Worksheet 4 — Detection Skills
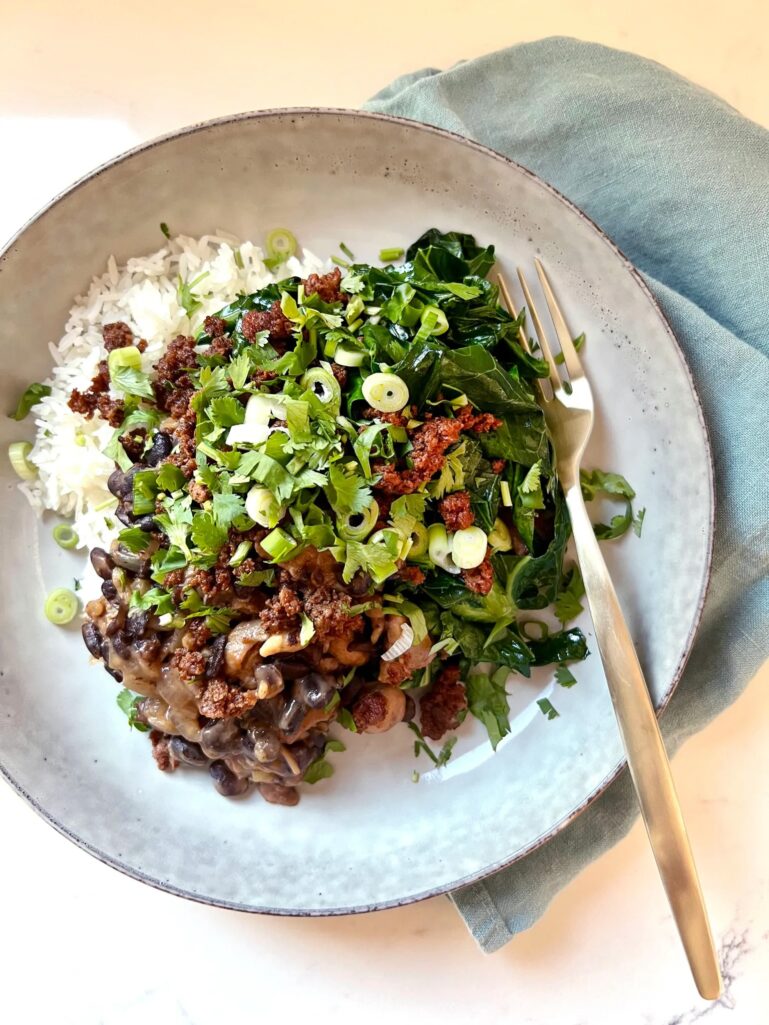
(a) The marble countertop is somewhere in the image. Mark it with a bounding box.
[1,4,767,1022]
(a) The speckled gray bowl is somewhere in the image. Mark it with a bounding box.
[0,110,713,914]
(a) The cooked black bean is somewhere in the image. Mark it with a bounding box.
[200,719,243,758]
[136,514,157,532]
[81,622,103,659]
[101,580,118,602]
[248,726,281,763]
[110,540,146,573]
[136,635,162,662]
[104,665,123,683]
[277,697,305,734]
[205,634,227,679]
[210,760,250,797]
[89,547,113,580]
[107,468,130,499]
[126,610,149,638]
[272,658,311,681]
[169,736,209,766]
[295,673,334,709]
[349,571,373,596]
[111,631,132,658]
[258,782,299,806]
[115,504,135,527]
[145,432,173,467]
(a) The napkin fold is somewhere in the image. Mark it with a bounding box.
[364,37,769,952]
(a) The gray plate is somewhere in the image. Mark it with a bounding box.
[0,109,713,914]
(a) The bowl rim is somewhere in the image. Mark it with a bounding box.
[0,106,715,916]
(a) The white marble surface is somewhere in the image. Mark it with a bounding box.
[1,6,767,1022]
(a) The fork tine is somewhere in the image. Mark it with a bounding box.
[496,273,531,354]
[534,259,583,381]
[516,268,561,393]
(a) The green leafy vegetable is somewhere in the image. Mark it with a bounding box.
[553,565,585,624]
[10,382,51,420]
[555,664,577,688]
[110,365,154,399]
[537,697,560,720]
[116,689,150,731]
[466,667,511,749]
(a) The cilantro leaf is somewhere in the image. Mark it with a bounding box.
[327,463,372,515]
[342,536,399,584]
[633,507,646,537]
[228,351,251,390]
[156,463,186,493]
[190,510,228,554]
[117,526,153,554]
[554,665,577,688]
[336,707,358,732]
[208,394,245,428]
[303,738,346,784]
[518,459,545,509]
[466,667,511,749]
[580,469,635,502]
[537,697,560,720]
[116,689,150,731]
[212,491,245,528]
[178,271,209,318]
[407,722,457,767]
[110,365,155,400]
[352,422,390,478]
[155,498,193,556]
[554,565,585,624]
[10,382,51,420]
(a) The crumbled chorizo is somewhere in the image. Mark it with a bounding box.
[438,491,474,531]
[419,665,467,740]
[456,404,502,433]
[102,321,134,351]
[150,730,179,771]
[188,480,211,504]
[95,394,125,427]
[184,619,212,650]
[373,415,464,495]
[462,556,493,595]
[166,405,197,478]
[303,266,344,303]
[396,565,426,587]
[241,302,294,342]
[330,362,347,387]
[67,360,112,419]
[363,407,408,427]
[170,649,207,681]
[209,335,233,358]
[185,568,234,604]
[153,335,197,411]
[198,678,258,719]
[491,458,506,474]
[351,689,388,732]
[204,315,227,338]
[304,587,363,639]
[259,586,302,633]
[119,427,146,461]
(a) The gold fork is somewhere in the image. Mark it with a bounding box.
[499,262,722,999]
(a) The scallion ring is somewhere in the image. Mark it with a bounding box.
[362,372,409,413]
[53,523,79,550]
[333,344,366,367]
[419,305,449,336]
[265,228,297,261]
[8,441,37,481]
[107,346,142,374]
[450,526,488,569]
[337,500,379,541]
[301,366,342,411]
[45,588,79,626]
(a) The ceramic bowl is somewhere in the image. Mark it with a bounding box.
[0,110,712,912]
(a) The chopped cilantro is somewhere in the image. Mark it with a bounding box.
[116,689,150,731]
[537,697,560,720]
[554,665,577,688]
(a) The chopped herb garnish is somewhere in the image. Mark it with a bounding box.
[10,382,51,421]
[537,697,560,720]
[160,221,171,239]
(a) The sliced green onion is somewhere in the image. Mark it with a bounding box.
[301,366,341,412]
[488,518,512,552]
[337,500,379,541]
[107,346,142,375]
[53,524,79,550]
[406,522,428,559]
[261,526,297,563]
[265,228,297,261]
[427,523,460,575]
[379,247,404,263]
[500,481,513,507]
[339,242,355,262]
[75,434,86,447]
[228,540,252,567]
[332,254,351,269]
[333,344,366,368]
[345,296,365,324]
[245,393,285,425]
[246,486,285,528]
[362,372,409,413]
[420,305,449,336]
[45,587,79,625]
[8,441,36,480]
[451,526,488,569]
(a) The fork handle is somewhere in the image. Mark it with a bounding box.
[564,484,722,999]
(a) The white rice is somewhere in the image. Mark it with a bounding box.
[21,232,329,551]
